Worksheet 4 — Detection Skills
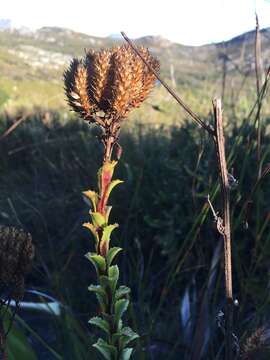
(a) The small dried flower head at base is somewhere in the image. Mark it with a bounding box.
[241,327,270,359]
[64,45,159,159]
[0,226,34,301]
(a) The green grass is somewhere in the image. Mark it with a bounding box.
[0,78,64,109]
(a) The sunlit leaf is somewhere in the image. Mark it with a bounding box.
[89,316,110,335]
[115,285,130,300]
[85,252,106,274]
[90,211,106,227]
[82,190,99,211]
[107,247,122,267]
[114,299,129,325]
[119,347,133,360]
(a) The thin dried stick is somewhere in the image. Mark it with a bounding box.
[255,13,263,178]
[0,115,28,141]
[122,30,235,358]
[255,13,262,97]
[247,66,270,121]
[213,98,233,360]
[219,51,228,102]
[121,31,214,136]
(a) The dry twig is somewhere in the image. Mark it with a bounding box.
[121,31,214,136]
[0,115,28,141]
[213,99,233,360]
[255,13,263,179]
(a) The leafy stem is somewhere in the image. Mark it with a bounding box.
[84,159,138,360]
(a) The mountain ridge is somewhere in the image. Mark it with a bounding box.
[0,24,269,119]
[1,20,270,47]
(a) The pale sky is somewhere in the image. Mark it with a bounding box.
[1,0,270,46]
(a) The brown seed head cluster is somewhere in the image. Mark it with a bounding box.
[241,327,270,359]
[0,226,34,301]
[64,45,159,127]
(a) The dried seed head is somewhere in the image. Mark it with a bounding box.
[64,45,159,127]
[127,46,145,108]
[0,226,34,301]
[64,58,96,121]
[241,327,270,359]
[86,49,112,111]
[107,46,134,118]
[139,48,160,103]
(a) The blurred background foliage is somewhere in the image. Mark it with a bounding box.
[0,106,270,358]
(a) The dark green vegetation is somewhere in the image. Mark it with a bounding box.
[0,100,270,358]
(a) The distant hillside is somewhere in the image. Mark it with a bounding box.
[0,26,270,122]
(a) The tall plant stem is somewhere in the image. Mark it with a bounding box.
[104,135,115,162]
[255,13,263,179]
[213,98,233,360]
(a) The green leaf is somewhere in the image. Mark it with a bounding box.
[99,224,119,258]
[88,285,108,311]
[118,319,123,332]
[89,316,110,335]
[90,211,106,227]
[98,160,118,193]
[105,206,112,223]
[108,265,120,280]
[112,326,138,348]
[120,327,139,348]
[108,265,120,294]
[115,286,130,300]
[5,320,37,360]
[93,338,117,360]
[96,293,107,312]
[85,253,106,274]
[88,284,106,296]
[83,223,99,248]
[107,247,122,267]
[83,190,99,211]
[114,299,129,325]
[102,224,119,242]
[8,313,61,359]
[99,266,119,296]
[98,265,120,301]
[104,179,123,202]
[120,348,133,360]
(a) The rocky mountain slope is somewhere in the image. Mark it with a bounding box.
[0,26,269,120]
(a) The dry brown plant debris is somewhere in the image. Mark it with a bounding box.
[0,226,34,301]
[241,327,270,359]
